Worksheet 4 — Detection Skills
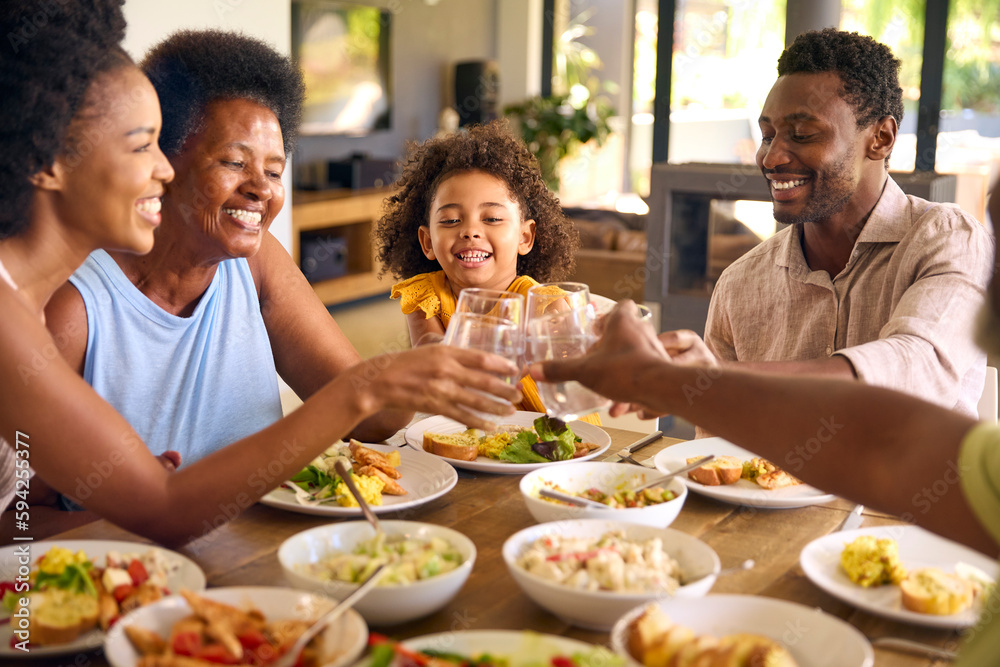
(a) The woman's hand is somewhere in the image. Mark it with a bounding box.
[531,301,671,413]
[347,346,521,430]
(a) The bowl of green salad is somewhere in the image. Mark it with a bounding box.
[278,520,475,625]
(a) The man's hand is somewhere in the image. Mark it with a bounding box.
[659,329,719,367]
[531,301,670,414]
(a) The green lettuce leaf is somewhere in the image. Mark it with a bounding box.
[498,431,549,463]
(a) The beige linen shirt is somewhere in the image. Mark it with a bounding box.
[705,177,993,417]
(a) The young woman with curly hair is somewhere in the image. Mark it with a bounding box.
[374,120,594,421]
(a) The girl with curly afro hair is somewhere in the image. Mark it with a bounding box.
[375,120,595,421]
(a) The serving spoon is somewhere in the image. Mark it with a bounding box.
[334,459,383,536]
[271,562,386,667]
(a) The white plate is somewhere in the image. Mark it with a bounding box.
[403,411,612,474]
[104,586,366,667]
[652,437,837,508]
[260,443,458,516]
[389,630,606,665]
[611,594,874,667]
[800,525,998,629]
[0,539,206,659]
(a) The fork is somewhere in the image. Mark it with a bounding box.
[872,637,957,661]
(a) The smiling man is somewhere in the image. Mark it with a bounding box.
[700,29,993,416]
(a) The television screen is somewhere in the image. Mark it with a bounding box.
[292,1,392,136]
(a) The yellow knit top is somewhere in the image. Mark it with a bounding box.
[391,271,602,425]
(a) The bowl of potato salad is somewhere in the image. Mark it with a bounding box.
[279,520,475,625]
[501,519,719,630]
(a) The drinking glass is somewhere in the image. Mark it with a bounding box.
[524,307,612,422]
[455,288,525,326]
[443,292,525,422]
[525,282,591,321]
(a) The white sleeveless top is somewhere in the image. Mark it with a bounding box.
[0,257,20,512]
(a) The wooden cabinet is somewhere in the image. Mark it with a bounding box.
[290,187,392,306]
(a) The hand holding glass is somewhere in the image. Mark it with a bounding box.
[525,307,611,421]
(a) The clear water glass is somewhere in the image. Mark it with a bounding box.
[443,311,524,422]
[526,282,591,322]
[525,307,611,422]
[455,288,525,326]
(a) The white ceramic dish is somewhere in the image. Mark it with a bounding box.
[0,540,206,660]
[261,443,458,516]
[610,594,874,667]
[278,520,475,626]
[800,525,998,629]
[403,411,612,474]
[502,519,719,631]
[653,437,837,509]
[519,461,687,527]
[104,586,366,667]
[391,630,607,665]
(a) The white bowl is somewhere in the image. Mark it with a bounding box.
[279,520,476,626]
[520,461,687,527]
[502,519,719,631]
[104,586,367,667]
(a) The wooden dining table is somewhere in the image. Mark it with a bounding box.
[32,427,967,666]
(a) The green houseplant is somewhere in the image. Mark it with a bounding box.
[504,94,614,192]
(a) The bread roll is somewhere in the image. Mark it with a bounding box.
[26,589,99,645]
[686,456,742,486]
[422,432,479,461]
[900,568,974,615]
[627,605,799,667]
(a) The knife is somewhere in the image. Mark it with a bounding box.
[611,430,663,463]
[837,504,864,532]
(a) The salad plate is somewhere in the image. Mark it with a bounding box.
[368,629,619,667]
[104,586,366,667]
[0,539,206,659]
[261,443,458,516]
[403,411,612,474]
[652,437,837,509]
[610,594,874,667]
[800,525,998,629]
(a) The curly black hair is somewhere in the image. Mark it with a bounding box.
[375,120,579,282]
[778,28,904,128]
[0,0,130,239]
[140,30,304,158]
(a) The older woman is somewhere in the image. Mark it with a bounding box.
[46,30,407,467]
[3,4,518,545]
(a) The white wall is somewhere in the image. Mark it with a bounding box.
[123,0,295,250]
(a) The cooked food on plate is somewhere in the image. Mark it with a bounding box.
[424,415,599,463]
[367,632,623,667]
[900,568,974,615]
[839,535,992,616]
[300,532,464,586]
[686,455,802,489]
[286,440,406,507]
[685,456,742,486]
[123,589,324,666]
[0,545,179,646]
[627,604,798,667]
[840,535,907,588]
[515,531,682,594]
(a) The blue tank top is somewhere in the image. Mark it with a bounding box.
[70,250,283,466]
